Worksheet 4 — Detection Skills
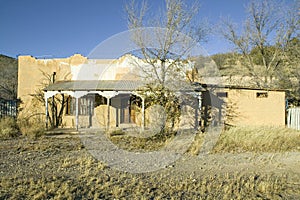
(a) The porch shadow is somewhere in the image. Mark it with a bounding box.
[45,128,79,136]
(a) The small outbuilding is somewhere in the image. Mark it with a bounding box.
[201,85,286,127]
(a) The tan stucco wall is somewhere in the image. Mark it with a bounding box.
[18,54,87,99]
[224,88,286,126]
[17,54,143,128]
[17,54,87,122]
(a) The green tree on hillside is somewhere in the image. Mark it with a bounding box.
[279,37,300,105]
[210,53,239,76]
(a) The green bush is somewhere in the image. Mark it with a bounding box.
[0,117,19,139]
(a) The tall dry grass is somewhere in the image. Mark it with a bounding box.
[110,134,166,152]
[109,129,171,152]
[213,126,300,153]
[110,125,300,155]
[17,115,45,138]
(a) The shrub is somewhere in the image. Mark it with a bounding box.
[0,117,19,139]
[110,133,166,152]
[17,114,45,138]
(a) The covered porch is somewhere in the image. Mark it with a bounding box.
[44,80,146,130]
[44,80,208,132]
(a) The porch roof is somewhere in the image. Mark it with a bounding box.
[43,80,145,92]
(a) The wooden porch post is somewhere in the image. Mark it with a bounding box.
[75,97,79,131]
[45,97,49,129]
[195,95,199,130]
[97,91,118,131]
[142,97,145,131]
[197,92,202,130]
[106,97,110,130]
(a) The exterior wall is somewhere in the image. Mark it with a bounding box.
[224,88,286,126]
[17,54,142,128]
[61,105,118,129]
[17,54,86,121]
[18,54,87,100]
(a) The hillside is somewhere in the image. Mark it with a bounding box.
[0,54,18,100]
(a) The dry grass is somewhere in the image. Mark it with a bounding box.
[17,116,45,138]
[109,129,169,152]
[213,126,300,153]
[187,132,205,155]
[1,156,298,199]
[1,128,300,199]
[110,126,300,155]
[0,117,19,138]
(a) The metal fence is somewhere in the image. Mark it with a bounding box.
[0,98,18,118]
[287,107,300,130]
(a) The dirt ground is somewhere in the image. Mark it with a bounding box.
[0,133,300,199]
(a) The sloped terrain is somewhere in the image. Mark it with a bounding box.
[0,55,18,100]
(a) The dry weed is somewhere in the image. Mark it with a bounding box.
[110,134,166,152]
[0,117,19,138]
[187,132,205,155]
[213,126,300,153]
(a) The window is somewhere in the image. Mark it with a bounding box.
[94,95,107,107]
[65,95,94,116]
[216,92,228,98]
[65,96,72,115]
[256,92,268,98]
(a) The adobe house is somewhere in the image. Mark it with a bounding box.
[18,54,202,130]
[17,54,286,130]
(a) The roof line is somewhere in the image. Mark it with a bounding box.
[200,83,286,92]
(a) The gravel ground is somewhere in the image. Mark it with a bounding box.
[1,131,300,199]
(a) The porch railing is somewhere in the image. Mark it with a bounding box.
[0,98,18,118]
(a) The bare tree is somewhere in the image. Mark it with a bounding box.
[220,0,299,87]
[125,0,209,85]
[31,71,69,129]
[125,0,209,133]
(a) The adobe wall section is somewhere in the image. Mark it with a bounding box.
[17,54,87,119]
[225,88,286,126]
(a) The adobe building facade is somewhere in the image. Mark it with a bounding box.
[17,54,286,130]
[216,87,286,126]
[18,54,147,129]
[18,54,80,127]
